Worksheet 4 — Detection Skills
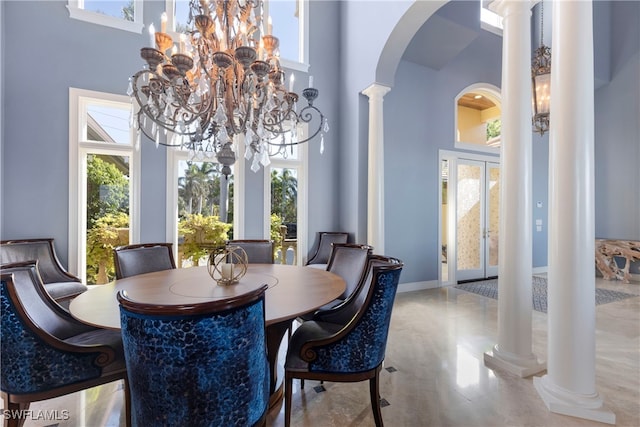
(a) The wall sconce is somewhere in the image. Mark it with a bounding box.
[532,1,551,135]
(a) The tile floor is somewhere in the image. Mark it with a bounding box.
[6,277,639,427]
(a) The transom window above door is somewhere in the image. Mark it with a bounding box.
[455,84,501,154]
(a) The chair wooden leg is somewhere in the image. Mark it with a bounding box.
[284,373,293,427]
[369,369,384,427]
[3,399,29,427]
[123,377,132,427]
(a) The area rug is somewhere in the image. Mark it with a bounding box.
[454,276,637,313]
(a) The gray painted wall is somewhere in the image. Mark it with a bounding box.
[594,1,640,241]
[0,0,342,268]
[1,0,162,266]
[1,0,637,283]
[384,28,504,284]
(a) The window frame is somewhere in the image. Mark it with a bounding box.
[67,0,144,33]
[263,131,308,266]
[69,88,141,283]
[480,0,503,36]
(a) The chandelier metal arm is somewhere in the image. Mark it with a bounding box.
[129,0,328,169]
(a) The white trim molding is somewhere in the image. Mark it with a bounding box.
[67,0,144,33]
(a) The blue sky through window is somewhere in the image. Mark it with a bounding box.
[83,0,133,20]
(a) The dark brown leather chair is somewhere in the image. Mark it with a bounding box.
[226,240,274,264]
[0,238,87,307]
[313,255,399,326]
[0,261,130,427]
[113,243,177,279]
[299,243,372,322]
[306,232,349,268]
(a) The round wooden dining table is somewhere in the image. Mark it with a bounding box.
[69,263,345,407]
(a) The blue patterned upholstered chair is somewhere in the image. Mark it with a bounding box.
[113,243,177,279]
[226,240,274,264]
[0,238,87,307]
[305,232,349,269]
[0,261,130,427]
[284,256,403,427]
[118,284,270,426]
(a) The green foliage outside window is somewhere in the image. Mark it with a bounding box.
[122,0,134,22]
[87,155,129,229]
[86,155,130,284]
[486,119,502,140]
[86,212,129,284]
[271,169,297,225]
[178,214,232,265]
[178,161,233,222]
[270,214,285,243]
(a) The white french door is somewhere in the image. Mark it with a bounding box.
[453,159,500,282]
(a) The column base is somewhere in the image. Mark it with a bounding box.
[533,375,615,424]
[484,345,546,377]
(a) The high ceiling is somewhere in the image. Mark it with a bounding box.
[402,1,491,71]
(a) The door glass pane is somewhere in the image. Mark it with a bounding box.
[271,167,298,264]
[86,154,130,285]
[177,160,233,268]
[85,103,132,145]
[487,166,500,267]
[457,163,482,271]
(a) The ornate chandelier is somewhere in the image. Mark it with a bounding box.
[128,0,328,176]
[532,0,550,135]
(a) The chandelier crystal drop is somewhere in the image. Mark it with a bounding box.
[128,0,327,176]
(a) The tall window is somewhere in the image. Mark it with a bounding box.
[167,150,237,269]
[265,134,307,265]
[69,88,140,284]
[67,0,144,32]
[166,0,308,68]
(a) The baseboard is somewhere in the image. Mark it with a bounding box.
[397,280,440,293]
[532,266,548,275]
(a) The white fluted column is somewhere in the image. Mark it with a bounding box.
[533,1,614,423]
[362,83,391,253]
[484,0,545,377]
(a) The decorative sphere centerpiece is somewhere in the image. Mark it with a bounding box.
[207,246,248,286]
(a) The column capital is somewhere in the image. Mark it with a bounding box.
[362,83,391,100]
[488,0,535,18]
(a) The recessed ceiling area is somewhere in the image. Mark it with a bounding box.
[401,1,486,71]
[457,93,496,110]
[402,13,479,71]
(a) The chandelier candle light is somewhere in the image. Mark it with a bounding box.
[128,0,328,176]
